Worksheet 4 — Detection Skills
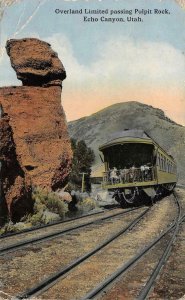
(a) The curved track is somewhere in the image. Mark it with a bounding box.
[138,191,184,299]
[81,192,184,300]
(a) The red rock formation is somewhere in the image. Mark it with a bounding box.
[6,38,66,87]
[0,38,72,222]
[0,114,33,223]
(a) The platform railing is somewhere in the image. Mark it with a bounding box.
[103,167,155,185]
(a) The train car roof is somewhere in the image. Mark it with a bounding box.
[99,129,152,149]
[105,129,151,140]
[99,129,175,162]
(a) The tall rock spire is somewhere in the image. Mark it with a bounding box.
[0,38,72,223]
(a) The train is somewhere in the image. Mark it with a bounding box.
[99,129,177,206]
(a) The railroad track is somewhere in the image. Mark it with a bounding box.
[0,205,123,241]
[14,206,150,299]
[0,209,105,240]
[0,207,122,240]
[1,194,181,300]
[81,191,185,300]
[0,206,142,256]
[13,193,180,300]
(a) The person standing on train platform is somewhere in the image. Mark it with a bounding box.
[130,165,136,182]
[144,164,150,180]
[140,165,145,181]
[124,166,129,183]
[119,166,129,183]
[110,167,119,184]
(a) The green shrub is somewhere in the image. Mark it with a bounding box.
[19,187,68,227]
[77,197,97,213]
[32,187,68,219]
[0,222,18,235]
[46,192,68,218]
[26,211,44,226]
[0,188,69,235]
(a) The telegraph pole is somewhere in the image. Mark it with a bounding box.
[79,172,88,193]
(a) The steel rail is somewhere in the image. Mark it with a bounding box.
[0,210,105,240]
[81,193,183,300]
[0,206,131,240]
[137,192,183,299]
[0,207,142,256]
[138,217,185,300]
[15,208,150,299]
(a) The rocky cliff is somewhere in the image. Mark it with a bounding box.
[68,102,185,183]
[0,38,72,223]
[0,115,32,223]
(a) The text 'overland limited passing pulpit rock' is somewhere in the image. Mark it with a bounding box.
[0,38,72,223]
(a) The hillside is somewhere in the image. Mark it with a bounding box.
[68,101,185,183]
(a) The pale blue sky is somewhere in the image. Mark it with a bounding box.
[0,0,185,123]
[3,0,185,62]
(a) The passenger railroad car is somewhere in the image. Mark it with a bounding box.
[99,130,177,206]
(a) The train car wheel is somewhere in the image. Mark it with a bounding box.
[154,186,163,201]
[164,183,176,192]
[122,189,136,204]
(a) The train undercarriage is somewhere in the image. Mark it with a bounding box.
[111,183,176,207]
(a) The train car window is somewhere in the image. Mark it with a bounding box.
[164,157,166,171]
[160,155,163,171]
[157,154,160,167]
[159,154,161,170]
[162,156,164,171]
[160,156,163,170]
[158,154,160,168]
